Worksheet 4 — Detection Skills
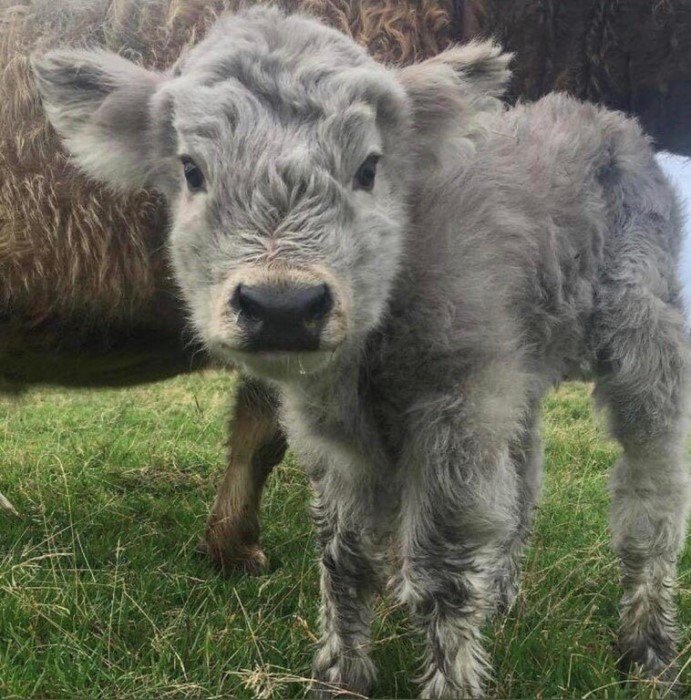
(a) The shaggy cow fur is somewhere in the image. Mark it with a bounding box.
[466,0,691,156]
[35,6,689,696]
[1,0,460,572]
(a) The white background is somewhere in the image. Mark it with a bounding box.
[657,153,691,312]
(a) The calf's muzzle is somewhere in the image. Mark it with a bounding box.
[231,282,333,351]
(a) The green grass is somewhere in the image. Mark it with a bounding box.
[0,375,688,698]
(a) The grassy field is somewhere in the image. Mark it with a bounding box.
[0,373,688,699]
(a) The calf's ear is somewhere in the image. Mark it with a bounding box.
[398,40,511,146]
[31,49,165,192]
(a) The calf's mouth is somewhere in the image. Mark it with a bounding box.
[209,264,350,378]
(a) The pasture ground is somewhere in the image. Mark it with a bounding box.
[0,373,688,698]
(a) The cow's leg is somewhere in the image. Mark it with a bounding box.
[594,266,690,684]
[395,366,525,699]
[310,469,384,699]
[496,400,544,613]
[204,375,287,575]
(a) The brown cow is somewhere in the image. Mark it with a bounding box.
[0,0,461,573]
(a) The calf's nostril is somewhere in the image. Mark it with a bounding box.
[231,284,266,323]
[303,283,333,321]
[231,283,332,324]
[230,282,334,351]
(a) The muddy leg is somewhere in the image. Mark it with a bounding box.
[395,366,526,699]
[204,375,287,575]
[310,470,383,699]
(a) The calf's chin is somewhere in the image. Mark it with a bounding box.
[229,350,338,382]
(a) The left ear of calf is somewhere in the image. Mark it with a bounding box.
[434,41,512,98]
[398,40,511,148]
[31,48,165,192]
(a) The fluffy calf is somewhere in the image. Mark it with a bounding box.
[34,7,689,697]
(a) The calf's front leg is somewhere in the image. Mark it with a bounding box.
[310,470,384,698]
[204,376,287,575]
[395,382,524,699]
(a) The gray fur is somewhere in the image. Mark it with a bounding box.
[33,6,690,697]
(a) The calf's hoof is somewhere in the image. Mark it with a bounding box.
[311,647,375,699]
[618,606,682,692]
[618,647,681,695]
[419,670,486,700]
[200,517,269,576]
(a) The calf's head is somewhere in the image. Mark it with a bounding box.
[32,7,509,380]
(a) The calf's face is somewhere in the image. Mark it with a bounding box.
[161,14,412,377]
[32,7,510,379]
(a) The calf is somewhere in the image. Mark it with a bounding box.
[33,7,689,697]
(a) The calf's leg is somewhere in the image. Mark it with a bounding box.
[594,268,690,684]
[310,469,384,699]
[497,401,544,612]
[204,375,287,575]
[395,367,526,699]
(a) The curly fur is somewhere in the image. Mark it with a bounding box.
[0,0,460,573]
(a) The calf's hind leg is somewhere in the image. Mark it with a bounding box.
[497,401,544,613]
[204,375,287,575]
[595,262,690,683]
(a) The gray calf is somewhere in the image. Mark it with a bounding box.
[33,7,689,697]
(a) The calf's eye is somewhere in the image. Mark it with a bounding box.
[181,156,205,192]
[353,154,380,192]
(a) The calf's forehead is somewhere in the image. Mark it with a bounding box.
[170,81,381,162]
[176,9,373,84]
[162,9,400,159]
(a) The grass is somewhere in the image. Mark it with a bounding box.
[0,374,688,698]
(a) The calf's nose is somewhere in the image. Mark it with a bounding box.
[231,282,333,351]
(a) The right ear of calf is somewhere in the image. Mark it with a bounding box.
[31,48,166,192]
